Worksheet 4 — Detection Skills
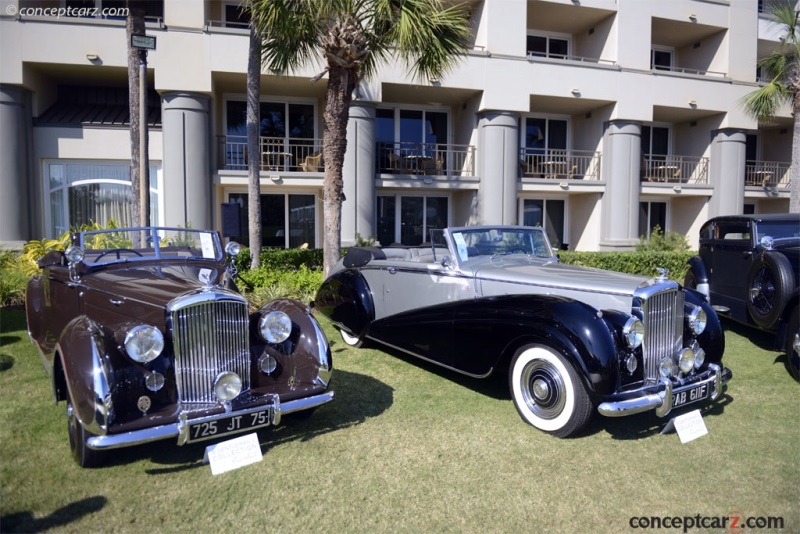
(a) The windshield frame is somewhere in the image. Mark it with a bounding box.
[444,226,556,265]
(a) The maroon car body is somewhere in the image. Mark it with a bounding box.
[26,227,333,467]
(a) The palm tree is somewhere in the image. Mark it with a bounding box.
[250,0,472,275]
[125,1,146,238]
[247,20,263,268]
[741,0,800,213]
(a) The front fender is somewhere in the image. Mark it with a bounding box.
[685,290,725,364]
[314,270,375,338]
[56,316,114,436]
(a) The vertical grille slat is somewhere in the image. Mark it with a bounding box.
[171,296,250,405]
[641,288,684,383]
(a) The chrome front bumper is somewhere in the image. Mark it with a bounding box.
[597,364,731,418]
[86,391,335,451]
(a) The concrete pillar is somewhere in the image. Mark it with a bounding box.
[707,129,746,218]
[342,101,376,246]
[0,85,32,247]
[600,120,642,250]
[477,111,519,225]
[161,92,212,230]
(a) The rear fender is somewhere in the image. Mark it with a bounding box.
[686,256,710,297]
[56,316,114,435]
[314,270,375,338]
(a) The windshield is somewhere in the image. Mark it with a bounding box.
[755,220,800,242]
[77,227,224,266]
[448,227,555,262]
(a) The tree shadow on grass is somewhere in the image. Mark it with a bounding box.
[1,496,107,533]
[95,369,394,473]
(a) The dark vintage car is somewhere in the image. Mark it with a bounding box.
[314,225,731,438]
[684,213,800,380]
[25,227,334,467]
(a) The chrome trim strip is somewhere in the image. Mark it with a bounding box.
[85,391,335,450]
[167,288,247,312]
[309,314,332,387]
[368,338,493,379]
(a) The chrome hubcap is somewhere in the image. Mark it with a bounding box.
[532,378,550,400]
[520,358,566,420]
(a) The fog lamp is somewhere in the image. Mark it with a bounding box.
[259,354,278,375]
[659,357,675,378]
[678,348,696,374]
[622,317,644,349]
[259,311,292,343]
[693,347,705,369]
[145,371,165,392]
[124,325,164,363]
[214,372,242,401]
[625,354,638,374]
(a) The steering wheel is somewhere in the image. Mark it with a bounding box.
[94,249,143,261]
[508,247,527,255]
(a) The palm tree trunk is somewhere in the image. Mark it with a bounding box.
[125,1,144,239]
[321,67,356,276]
[247,24,262,268]
[792,91,800,213]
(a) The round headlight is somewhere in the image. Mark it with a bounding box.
[678,347,696,374]
[687,305,707,335]
[214,371,242,401]
[622,317,645,349]
[259,311,292,343]
[659,357,675,378]
[124,325,164,363]
[225,241,241,257]
[693,347,705,369]
[65,246,85,264]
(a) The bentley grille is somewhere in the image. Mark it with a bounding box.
[641,288,684,383]
[170,296,251,405]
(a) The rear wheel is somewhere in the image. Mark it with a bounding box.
[67,400,105,468]
[339,329,365,348]
[746,251,794,329]
[509,344,592,438]
[786,307,800,382]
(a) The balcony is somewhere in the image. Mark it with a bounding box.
[746,161,791,189]
[218,136,325,173]
[519,149,602,181]
[641,156,709,184]
[376,142,476,178]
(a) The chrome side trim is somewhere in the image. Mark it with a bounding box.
[309,314,332,388]
[85,391,335,450]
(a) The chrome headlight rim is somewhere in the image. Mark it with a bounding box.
[678,347,696,374]
[659,357,676,379]
[214,371,243,402]
[622,316,644,350]
[259,311,292,344]
[225,241,241,257]
[124,325,165,364]
[65,245,85,265]
[687,305,707,336]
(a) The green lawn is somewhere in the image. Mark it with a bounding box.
[1,307,797,533]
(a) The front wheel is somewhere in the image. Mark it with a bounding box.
[67,400,105,468]
[339,328,366,348]
[786,307,800,382]
[509,345,592,438]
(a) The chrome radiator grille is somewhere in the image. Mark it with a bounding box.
[170,296,250,405]
[641,288,684,383]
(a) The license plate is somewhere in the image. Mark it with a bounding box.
[188,408,272,443]
[672,383,709,408]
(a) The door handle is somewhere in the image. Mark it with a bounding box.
[387,267,397,274]
[110,299,124,306]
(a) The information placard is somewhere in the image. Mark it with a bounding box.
[672,409,708,444]
[204,433,263,475]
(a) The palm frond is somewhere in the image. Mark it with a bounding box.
[740,81,790,121]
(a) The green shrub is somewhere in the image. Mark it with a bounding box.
[235,247,325,273]
[636,226,690,253]
[0,250,28,307]
[239,265,323,306]
[559,250,694,282]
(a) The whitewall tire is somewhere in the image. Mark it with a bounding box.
[339,329,365,348]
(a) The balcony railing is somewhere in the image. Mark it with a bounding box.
[376,142,475,177]
[652,65,727,78]
[526,52,616,66]
[219,136,325,173]
[746,160,791,188]
[641,156,709,185]
[519,149,602,181]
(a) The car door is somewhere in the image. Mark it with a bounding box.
[707,220,753,316]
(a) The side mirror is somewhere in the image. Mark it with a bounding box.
[441,255,454,269]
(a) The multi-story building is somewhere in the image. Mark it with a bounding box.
[0,0,792,250]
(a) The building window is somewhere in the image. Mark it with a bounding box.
[527,33,570,59]
[639,201,667,239]
[45,161,159,238]
[651,48,673,71]
[521,198,566,249]
[376,107,449,172]
[743,203,756,215]
[377,194,449,246]
[228,193,316,248]
[224,1,250,26]
[641,125,670,159]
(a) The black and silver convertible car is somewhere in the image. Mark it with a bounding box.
[315,225,731,437]
[26,226,334,467]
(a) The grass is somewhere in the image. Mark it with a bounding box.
[1,306,798,533]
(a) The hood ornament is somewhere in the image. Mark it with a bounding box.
[655,267,669,281]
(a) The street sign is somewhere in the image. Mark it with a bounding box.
[131,34,156,50]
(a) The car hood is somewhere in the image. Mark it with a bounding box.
[81,262,231,308]
[472,259,649,296]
